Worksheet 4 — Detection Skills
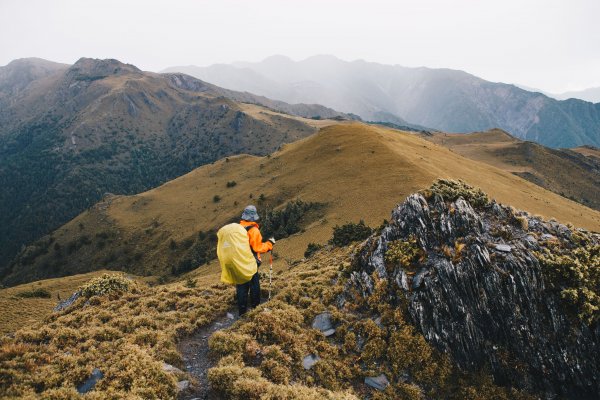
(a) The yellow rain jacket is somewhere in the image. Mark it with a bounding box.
[217,223,257,285]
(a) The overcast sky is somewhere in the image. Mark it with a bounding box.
[1,0,598,93]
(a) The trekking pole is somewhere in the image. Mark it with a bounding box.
[269,251,273,300]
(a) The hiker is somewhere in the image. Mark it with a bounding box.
[237,205,275,315]
[216,205,275,316]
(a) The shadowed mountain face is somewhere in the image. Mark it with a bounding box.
[163,55,600,148]
[0,57,349,274]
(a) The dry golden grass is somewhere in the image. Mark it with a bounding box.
[237,103,342,129]
[571,145,600,160]
[0,271,113,335]
[12,123,600,286]
[0,271,233,398]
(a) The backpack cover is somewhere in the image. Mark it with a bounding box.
[217,223,257,285]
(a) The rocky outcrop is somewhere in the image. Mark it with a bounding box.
[66,57,141,82]
[350,182,600,398]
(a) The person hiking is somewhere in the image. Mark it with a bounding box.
[237,205,275,315]
[216,205,275,316]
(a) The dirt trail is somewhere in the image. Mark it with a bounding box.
[177,311,236,400]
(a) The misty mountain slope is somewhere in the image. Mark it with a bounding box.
[554,86,600,103]
[0,58,69,102]
[5,123,599,287]
[164,55,600,148]
[425,129,600,210]
[0,57,344,275]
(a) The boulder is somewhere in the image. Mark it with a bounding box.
[364,374,389,390]
[312,312,335,336]
[54,291,81,312]
[162,363,183,375]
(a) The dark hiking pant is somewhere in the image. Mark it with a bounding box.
[236,272,260,316]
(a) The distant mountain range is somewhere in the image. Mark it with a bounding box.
[163,55,600,148]
[553,86,600,103]
[516,84,600,103]
[0,57,351,274]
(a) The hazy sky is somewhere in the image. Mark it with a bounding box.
[1,0,598,93]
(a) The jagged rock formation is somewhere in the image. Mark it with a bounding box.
[351,180,600,398]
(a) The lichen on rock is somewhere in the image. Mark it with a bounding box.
[349,179,600,398]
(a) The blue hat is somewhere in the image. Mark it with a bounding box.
[241,205,259,221]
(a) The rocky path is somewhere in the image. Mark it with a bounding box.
[177,311,236,400]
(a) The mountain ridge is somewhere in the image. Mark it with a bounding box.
[0,57,349,274]
[423,129,600,210]
[163,55,600,148]
[4,123,599,287]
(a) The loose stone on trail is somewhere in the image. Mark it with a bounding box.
[162,362,183,375]
[365,374,390,390]
[177,380,190,392]
[302,354,321,370]
[312,312,336,336]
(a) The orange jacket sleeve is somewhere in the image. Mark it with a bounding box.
[247,226,273,254]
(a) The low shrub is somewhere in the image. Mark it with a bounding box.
[261,200,325,239]
[536,243,600,324]
[422,179,489,208]
[1,274,234,398]
[80,273,132,297]
[384,236,424,271]
[185,278,197,288]
[304,243,323,258]
[16,287,51,298]
[329,220,372,247]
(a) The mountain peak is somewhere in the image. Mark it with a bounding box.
[67,58,141,81]
[260,54,293,65]
[302,54,341,63]
[3,57,68,69]
[0,58,69,94]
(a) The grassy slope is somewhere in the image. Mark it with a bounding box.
[6,123,600,285]
[0,271,111,335]
[0,60,330,274]
[0,244,534,399]
[424,129,600,210]
[0,272,235,399]
[572,145,600,160]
